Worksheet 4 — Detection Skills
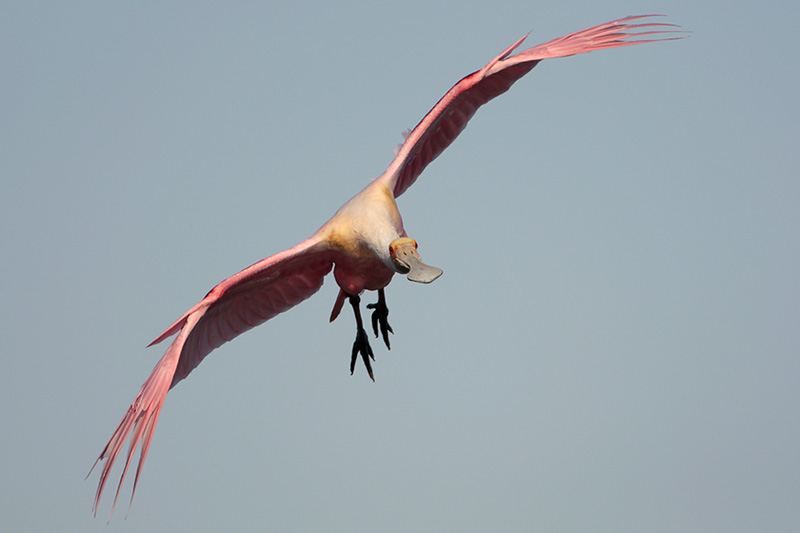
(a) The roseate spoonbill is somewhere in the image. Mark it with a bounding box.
[90,15,684,516]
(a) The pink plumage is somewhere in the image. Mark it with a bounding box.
[89,15,684,517]
[381,15,683,198]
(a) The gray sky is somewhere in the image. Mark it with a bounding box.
[2,1,798,531]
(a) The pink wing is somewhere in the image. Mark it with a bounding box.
[89,235,334,516]
[378,15,685,198]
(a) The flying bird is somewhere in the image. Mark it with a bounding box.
[90,15,684,516]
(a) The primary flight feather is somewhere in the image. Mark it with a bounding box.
[90,15,685,516]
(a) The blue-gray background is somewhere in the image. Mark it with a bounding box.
[2,1,798,531]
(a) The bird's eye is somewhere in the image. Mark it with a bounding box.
[389,245,394,255]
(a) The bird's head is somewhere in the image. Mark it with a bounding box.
[388,237,443,283]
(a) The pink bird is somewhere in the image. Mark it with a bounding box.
[90,15,684,516]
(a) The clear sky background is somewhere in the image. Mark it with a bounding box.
[2,1,798,531]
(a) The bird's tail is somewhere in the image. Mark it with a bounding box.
[87,315,194,518]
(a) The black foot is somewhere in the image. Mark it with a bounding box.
[366,288,393,349]
[351,327,375,381]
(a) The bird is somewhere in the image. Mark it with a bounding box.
[89,14,684,516]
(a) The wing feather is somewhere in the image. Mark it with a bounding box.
[378,15,685,198]
[89,235,334,516]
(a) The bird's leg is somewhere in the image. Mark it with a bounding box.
[366,288,393,349]
[349,295,375,381]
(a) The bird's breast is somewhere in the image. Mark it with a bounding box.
[332,255,395,295]
[318,181,403,295]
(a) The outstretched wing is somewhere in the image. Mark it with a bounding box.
[378,15,684,198]
[89,235,334,517]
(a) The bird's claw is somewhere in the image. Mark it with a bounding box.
[366,298,393,349]
[351,327,375,381]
